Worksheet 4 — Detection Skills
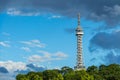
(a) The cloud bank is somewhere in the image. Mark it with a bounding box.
[89,31,120,65]
[1,0,120,26]
[90,31,120,51]
[28,51,68,63]
[20,40,45,48]
[0,61,46,80]
[0,61,26,72]
[0,41,10,47]
[105,51,120,64]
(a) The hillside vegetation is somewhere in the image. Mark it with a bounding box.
[16,64,120,80]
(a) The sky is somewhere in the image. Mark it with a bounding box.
[1,0,120,79]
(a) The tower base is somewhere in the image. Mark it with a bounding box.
[74,66,86,71]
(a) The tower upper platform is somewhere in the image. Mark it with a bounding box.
[76,13,83,35]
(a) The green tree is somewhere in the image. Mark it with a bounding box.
[43,70,63,80]
[32,75,43,80]
[64,71,75,80]
[64,70,94,80]
[16,74,29,80]
[99,64,106,71]
[16,64,120,80]
[75,70,94,80]
[99,64,120,80]
[87,65,103,80]
[61,66,73,75]
[105,64,120,80]
[27,72,36,80]
[26,71,43,80]
[87,65,98,74]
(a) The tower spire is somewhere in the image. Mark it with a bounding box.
[78,13,80,26]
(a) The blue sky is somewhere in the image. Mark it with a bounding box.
[0,14,91,68]
[1,0,120,79]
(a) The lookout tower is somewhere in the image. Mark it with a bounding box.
[74,13,85,70]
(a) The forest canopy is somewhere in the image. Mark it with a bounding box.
[16,64,120,80]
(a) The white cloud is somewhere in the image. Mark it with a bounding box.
[51,15,61,18]
[38,50,51,58]
[0,41,10,47]
[90,12,106,21]
[0,62,46,80]
[28,55,44,62]
[20,39,45,48]
[7,8,40,16]
[104,5,120,16]
[115,30,120,32]
[0,61,27,72]
[28,51,68,63]
[21,47,31,52]
[49,15,61,19]
[111,5,120,16]
[54,51,68,58]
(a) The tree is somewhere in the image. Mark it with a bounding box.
[16,74,29,80]
[96,64,120,80]
[87,65,103,80]
[64,71,75,80]
[16,64,120,80]
[43,70,63,80]
[99,64,106,71]
[87,65,98,74]
[75,70,94,80]
[32,75,43,80]
[26,71,43,80]
[61,66,73,75]
[64,70,94,80]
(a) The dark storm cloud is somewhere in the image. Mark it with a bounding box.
[1,0,120,26]
[104,51,120,64]
[89,31,120,51]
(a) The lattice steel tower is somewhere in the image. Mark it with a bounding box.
[74,13,85,70]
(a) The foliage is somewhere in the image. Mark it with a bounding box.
[16,64,120,80]
[43,70,63,80]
